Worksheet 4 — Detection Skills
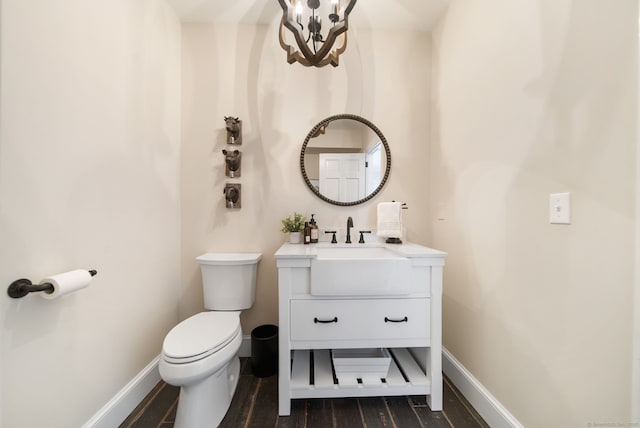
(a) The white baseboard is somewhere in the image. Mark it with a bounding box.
[239,335,251,358]
[443,347,523,428]
[82,355,161,428]
[82,341,519,428]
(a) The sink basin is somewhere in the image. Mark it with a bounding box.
[315,246,401,259]
[310,245,412,296]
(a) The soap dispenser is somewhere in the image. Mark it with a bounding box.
[309,214,319,243]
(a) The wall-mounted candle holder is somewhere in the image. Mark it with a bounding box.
[222,149,241,178]
[224,116,242,145]
[223,183,241,208]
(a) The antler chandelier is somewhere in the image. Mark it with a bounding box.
[277,0,357,67]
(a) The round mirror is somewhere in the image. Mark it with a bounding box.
[300,114,391,206]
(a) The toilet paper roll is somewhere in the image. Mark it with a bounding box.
[40,269,93,300]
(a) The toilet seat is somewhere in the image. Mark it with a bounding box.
[162,311,241,365]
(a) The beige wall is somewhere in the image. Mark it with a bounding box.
[179,23,432,332]
[0,1,181,427]
[4,1,635,426]
[431,1,638,426]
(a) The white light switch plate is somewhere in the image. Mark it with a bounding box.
[549,192,571,224]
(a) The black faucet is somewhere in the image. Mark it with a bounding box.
[346,216,353,243]
[358,230,372,244]
[325,230,338,243]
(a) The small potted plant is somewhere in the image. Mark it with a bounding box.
[281,212,306,244]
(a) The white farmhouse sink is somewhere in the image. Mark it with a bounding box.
[310,245,412,296]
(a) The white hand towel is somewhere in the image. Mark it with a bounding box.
[377,202,403,238]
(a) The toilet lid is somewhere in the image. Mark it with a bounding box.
[163,311,241,360]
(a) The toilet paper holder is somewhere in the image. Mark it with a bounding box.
[7,269,97,298]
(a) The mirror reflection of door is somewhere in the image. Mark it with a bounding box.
[365,143,383,195]
[319,153,366,202]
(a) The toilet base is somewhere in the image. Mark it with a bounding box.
[174,355,240,428]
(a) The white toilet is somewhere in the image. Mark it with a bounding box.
[159,252,262,428]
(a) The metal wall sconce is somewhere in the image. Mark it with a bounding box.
[223,183,241,209]
[223,116,242,208]
[222,149,241,178]
[224,116,242,145]
[277,0,357,67]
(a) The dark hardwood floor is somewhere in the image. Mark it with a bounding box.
[120,358,488,428]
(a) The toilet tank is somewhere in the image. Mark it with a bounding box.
[196,253,262,310]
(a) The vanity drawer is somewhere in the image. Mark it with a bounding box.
[290,298,430,343]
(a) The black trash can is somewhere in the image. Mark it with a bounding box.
[251,324,278,377]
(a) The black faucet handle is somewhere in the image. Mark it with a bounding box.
[358,230,372,244]
[324,230,338,244]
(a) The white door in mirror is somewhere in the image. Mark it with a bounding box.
[319,153,366,202]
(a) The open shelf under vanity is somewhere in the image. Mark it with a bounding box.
[289,348,431,399]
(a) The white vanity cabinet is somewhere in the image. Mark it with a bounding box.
[275,242,446,416]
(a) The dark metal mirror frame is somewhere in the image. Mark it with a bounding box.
[300,114,391,206]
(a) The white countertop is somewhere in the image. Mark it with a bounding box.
[274,241,447,259]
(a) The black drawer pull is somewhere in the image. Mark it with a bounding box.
[384,316,408,323]
[314,317,338,324]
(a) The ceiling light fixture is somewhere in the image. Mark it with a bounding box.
[277,0,357,67]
